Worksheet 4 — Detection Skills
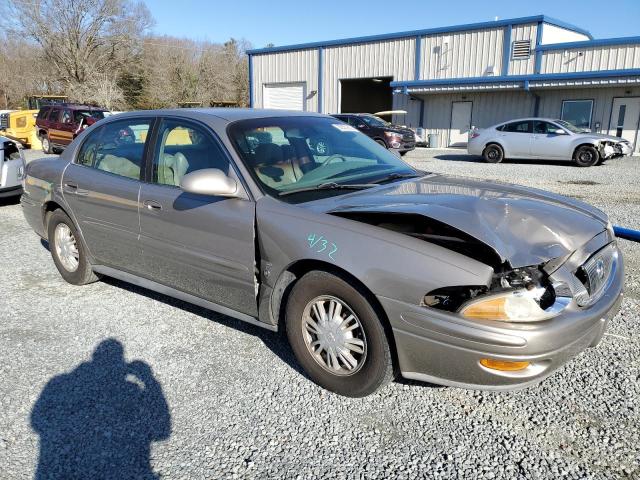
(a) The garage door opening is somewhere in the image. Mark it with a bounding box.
[340,77,392,114]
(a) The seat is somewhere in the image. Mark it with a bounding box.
[253,143,299,188]
[157,152,189,186]
[95,153,140,180]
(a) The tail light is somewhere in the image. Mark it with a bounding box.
[469,130,480,139]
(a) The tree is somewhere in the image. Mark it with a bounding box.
[2,0,153,88]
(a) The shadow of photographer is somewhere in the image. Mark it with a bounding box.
[31,339,171,479]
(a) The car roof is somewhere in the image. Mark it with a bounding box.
[498,117,560,124]
[105,108,328,124]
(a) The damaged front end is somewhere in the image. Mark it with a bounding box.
[597,139,632,160]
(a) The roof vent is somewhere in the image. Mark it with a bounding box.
[512,40,531,60]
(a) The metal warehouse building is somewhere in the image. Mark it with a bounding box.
[248,15,640,152]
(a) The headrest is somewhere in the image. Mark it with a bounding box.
[254,143,283,166]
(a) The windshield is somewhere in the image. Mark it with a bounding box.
[360,115,390,127]
[228,116,417,203]
[554,119,583,134]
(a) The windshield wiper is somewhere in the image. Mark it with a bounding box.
[371,172,421,184]
[278,182,375,197]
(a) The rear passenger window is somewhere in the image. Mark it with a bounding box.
[152,120,230,187]
[76,119,151,180]
[502,120,531,133]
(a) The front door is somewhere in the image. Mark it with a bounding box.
[609,97,640,152]
[139,118,257,316]
[531,120,574,159]
[449,101,472,147]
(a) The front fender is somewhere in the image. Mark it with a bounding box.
[256,197,494,309]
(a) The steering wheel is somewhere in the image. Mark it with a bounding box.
[321,154,347,167]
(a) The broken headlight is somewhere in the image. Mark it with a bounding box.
[459,284,570,323]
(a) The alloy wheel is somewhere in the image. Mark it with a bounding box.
[54,223,79,272]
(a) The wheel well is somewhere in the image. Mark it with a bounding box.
[42,201,67,238]
[573,143,600,159]
[272,259,399,371]
[38,129,47,138]
[373,137,387,145]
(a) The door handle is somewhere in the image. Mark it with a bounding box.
[63,182,88,196]
[143,200,162,211]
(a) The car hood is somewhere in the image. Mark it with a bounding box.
[309,174,608,268]
[577,132,627,143]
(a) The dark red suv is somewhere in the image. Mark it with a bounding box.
[36,104,108,153]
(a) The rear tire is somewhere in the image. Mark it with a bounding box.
[41,134,53,154]
[573,145,599,167]
[47,210,98,285]
[285,271,394,397]
[483,144,504,163]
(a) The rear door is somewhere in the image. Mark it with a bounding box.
[449,101,472,146]
[138,117,257,316]
[531,121,573,159]
[62,117,153,273]
[46,107,62,144]
[497,120,532,158]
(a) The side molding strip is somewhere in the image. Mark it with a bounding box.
[92,265,278,332]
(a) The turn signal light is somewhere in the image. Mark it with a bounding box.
[480,358,530,371]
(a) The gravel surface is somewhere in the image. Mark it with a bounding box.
[0,149,638,479]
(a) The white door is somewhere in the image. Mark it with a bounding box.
[263,83,305,111]
[449,101,472,146]
[609,97,640,152]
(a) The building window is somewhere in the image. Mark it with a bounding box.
[561,100,593,130]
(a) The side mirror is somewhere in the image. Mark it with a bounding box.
[180,168,239,197]
[551,128,566,135]
[357,123,367,129]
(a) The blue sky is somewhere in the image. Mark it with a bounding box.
[144,0,640,48]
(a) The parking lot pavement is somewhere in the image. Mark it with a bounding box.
[1,149,638,478]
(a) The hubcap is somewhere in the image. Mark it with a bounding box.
[301,295,367,376]
[54,223,79,272]
[488,149,498,159]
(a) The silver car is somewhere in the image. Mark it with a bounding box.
[468,118,633,167]
[0,136,26,198]
[21,109,624,397]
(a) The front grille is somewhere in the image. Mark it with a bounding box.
[0,113,8,130]
[573,243,617,307]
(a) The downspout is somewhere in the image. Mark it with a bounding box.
[248,53,254,108]
[524,80,540,117]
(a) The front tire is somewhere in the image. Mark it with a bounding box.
[47,210,98,285]
[285,271,394,397]
[573,145,599,167]
[483,144,504,163]
[41,134,53,154]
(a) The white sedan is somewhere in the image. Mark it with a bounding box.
[468,118,633,167]
[0,136,26,198]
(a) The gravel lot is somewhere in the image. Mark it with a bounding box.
[0,149,638,479]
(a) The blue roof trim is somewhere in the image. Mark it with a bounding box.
[537,36,640,51]
[390,69,640,88]
[248,55,254,108]
[541,16,593,39]
[247,15,590,55]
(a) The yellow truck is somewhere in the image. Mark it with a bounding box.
[0,109,41,150]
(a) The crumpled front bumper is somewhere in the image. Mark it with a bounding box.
[378,243,624,391]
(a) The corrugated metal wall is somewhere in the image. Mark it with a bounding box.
[251,49,319,111]
[322,38,415,114]
[398,91,534,147]
[536,87,636,132]
[419,28,504,80]
[508,23,538,75]
[541,44,640,73]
